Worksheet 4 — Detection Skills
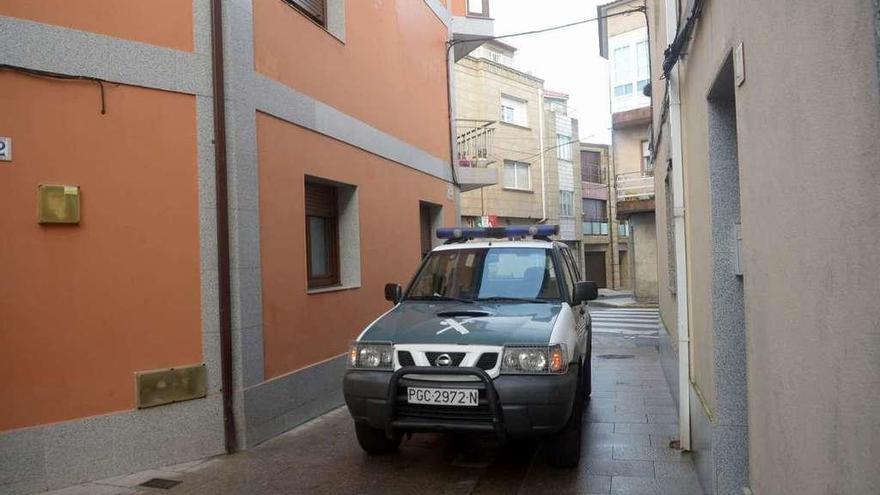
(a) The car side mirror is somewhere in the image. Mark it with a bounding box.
[384,283,403,304]
[573,281,599,305]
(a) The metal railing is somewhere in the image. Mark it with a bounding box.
[616,172,654,201]
[581,165,606,185]
[456,120,496,168]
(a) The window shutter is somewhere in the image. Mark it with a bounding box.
[287,0,325,24]
[305,182,337,218]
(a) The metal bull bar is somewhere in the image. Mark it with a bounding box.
[385,366,505,441]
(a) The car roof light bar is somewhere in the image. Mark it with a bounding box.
[436,225,559,241]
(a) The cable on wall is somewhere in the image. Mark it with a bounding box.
[0,64,112,115]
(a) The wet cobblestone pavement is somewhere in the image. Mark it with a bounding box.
[49,308,703,495]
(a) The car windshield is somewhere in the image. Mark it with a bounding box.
[407,247,561,302]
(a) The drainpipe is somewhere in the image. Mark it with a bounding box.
[210,0,238,453]
[665,0,691,451]
[538,87,547,223]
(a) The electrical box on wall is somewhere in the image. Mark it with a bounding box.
[136,363,207,409]
[38,184,80,224]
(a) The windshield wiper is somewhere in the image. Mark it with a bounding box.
[476,296,550,304]
[408,294,474,304]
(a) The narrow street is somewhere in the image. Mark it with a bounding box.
[50,308,701,495]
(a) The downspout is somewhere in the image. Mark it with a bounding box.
[210,0,238,453]
[445,42,460,223]
[538,87,547,223]
[665,0,691,451]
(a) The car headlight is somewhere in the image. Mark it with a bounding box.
[501,344,568,374]
[348,342,394,370]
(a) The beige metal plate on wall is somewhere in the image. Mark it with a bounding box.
[38,184,80,224]
[136,364,207,409]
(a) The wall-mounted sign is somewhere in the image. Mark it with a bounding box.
[38,184,81,224]
[0,137,11,161]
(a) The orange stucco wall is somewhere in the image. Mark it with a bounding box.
[0,73,202,431]
[257,113,456,378]
[0,0,193,52]
[253,0,451,161]
[449,0,467,16]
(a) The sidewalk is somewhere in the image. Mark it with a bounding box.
[589,289,658,309]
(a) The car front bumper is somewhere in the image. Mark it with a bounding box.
[343,365,578,439]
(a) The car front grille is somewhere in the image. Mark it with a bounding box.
[424,352,466,367]
[475,352,498,370]
[397,350,416,367]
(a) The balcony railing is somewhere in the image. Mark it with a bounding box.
[616,171,654,201]
[456,120,496,168]
[583,219,609,236]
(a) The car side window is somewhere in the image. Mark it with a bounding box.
[558,248,576,303]
[562,247,581,282]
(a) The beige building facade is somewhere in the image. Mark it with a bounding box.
[456,41,582,259]
[647,0,880,493]
[599,0,659,302]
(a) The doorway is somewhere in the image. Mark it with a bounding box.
[419,201,443,258]
[584,251,607,288]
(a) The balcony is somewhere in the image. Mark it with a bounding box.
[616,172,654,201]
[455,120,498,191]
[615,172,655,217]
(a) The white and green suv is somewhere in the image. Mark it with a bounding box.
[343,226,598,467]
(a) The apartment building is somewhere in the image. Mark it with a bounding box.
[598,0,658,302]
[456,41,582,263]
[646,0,880,493]
[580,142,631,289]
[0,1,485,491]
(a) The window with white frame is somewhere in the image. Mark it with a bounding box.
[556,134,572,161]
[503,161,531,190]
[560,191,574,217]
[467,0,489,17]
[610,29,650,110]
[613,45,633,97]
[500,95,528,127]
[642,140,653,173]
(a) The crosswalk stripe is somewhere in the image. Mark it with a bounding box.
[593,322,659,330]
[591,316,660,322]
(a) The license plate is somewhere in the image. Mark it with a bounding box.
[407,387,479,407]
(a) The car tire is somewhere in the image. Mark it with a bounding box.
[354,422,402,455]
[545,370,584,468]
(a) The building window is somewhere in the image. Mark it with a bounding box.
[581,150,603,183]
[611,33,650,105]
[636,41,650,93]
[556,134,572,161]
[467,0,490,17]
[285,0,327,26]
[582,198,607,221]
[305,181,340,288]
[560,191,574,217]
[642,140,653,173]
[500,95,528,127]
[503,160,531,190]
[613,45,632,97]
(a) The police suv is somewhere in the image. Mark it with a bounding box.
[343,225,598,467]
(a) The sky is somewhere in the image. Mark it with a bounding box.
[490,0,612,144]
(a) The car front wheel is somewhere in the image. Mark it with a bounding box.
[354,422,402,455]
[544,368,584,467]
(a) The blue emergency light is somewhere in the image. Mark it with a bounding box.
[436,224,559,240]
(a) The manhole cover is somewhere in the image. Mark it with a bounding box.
[597,354,635,360]
[139,478,182,490]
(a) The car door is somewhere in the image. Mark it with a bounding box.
[558,246,588,359]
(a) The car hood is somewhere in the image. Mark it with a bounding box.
[359,301,561,346]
